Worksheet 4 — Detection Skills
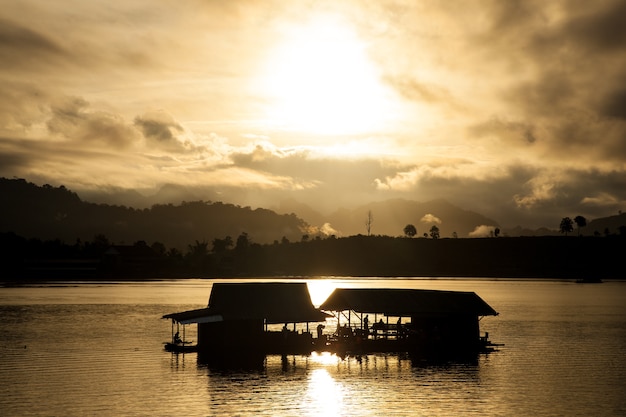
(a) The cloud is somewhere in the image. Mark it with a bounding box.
[468,225,497,238]
[601,89,626,120]
[420,214,441,225]
[468,118,537,145]
[320,222,339,236]
[581,192,621,208]
[2,0,626,232]
[135,111,183,142]
[133,110,202,153]
[564,1,626,53]
[47,96,140,147]
[383,75,464,115]
[0,18,66,71]
[0,81,49,135]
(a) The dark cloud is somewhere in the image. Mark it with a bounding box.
[374,162,626,228]
[1,1,625,231]
[507,70,578,118]
[134,111,183,142]
[228,145,407,210]
[0,18,66,70]
[230,145,395,188]
[468,118,537,145]
[601,89,626,120]
[0,138,33,171]
[565,1,626,52]
[47,96,139,147]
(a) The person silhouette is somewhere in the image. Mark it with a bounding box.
[317,323,325,339]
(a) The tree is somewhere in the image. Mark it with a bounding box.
[494,227,500,237]
[235,232,250,251]
[573,215,587,236]
[150,241,167,256]
[187,240,209,258]
[429,225,440,239]
[365,210,373,236]
[403,224,417,238]
[559,217,574,236]
[212,236,233,253]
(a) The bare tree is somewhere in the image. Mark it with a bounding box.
[365,210,373,236]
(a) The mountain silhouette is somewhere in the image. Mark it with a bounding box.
[277,198,501,238]
[0,178,307,250]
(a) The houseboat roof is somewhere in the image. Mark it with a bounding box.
[163,282,330,324]
[319,288,498,317]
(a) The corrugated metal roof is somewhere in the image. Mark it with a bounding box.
[319,288,498,316]
[163,282,330,324]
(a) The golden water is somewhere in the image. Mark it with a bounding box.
[1,278,624,416]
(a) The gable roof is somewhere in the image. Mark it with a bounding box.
[163,282,329,324]
[319,288,498,317]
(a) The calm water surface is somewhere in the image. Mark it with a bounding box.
[0,278,625,416]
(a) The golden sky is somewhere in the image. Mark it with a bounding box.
[1,0,625,228]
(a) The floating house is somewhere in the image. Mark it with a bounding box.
[163,283,499,364]
[319,288,499,359]
[163,282,329,363]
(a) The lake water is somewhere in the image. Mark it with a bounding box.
[1,278,625,416]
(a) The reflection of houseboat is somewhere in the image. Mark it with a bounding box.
[163,282,499,365]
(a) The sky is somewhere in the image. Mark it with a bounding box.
[1,0,626,229]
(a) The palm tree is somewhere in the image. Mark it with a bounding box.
[559,217,574,236]
[574,216,587,236]
[403,224,417,238]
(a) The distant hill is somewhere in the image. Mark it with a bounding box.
[0,178,308,250]
[274,198,328,229]
[5,178,624,250]
[277,198,501,238]
[501,215,626,237]
[500,226,560,237]
[586,213,626,236]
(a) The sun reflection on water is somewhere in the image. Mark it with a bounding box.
[303,368,344,416]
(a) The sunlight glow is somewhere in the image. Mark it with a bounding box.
[303,368,344,415]
[309,351,341,366]
[306,280,337,307]
[260,15,396,136]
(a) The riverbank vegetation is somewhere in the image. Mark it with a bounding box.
[1,231,623,281]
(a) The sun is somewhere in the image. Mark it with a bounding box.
[258,15,396,135]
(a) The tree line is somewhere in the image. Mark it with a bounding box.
[2,229,624,281]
